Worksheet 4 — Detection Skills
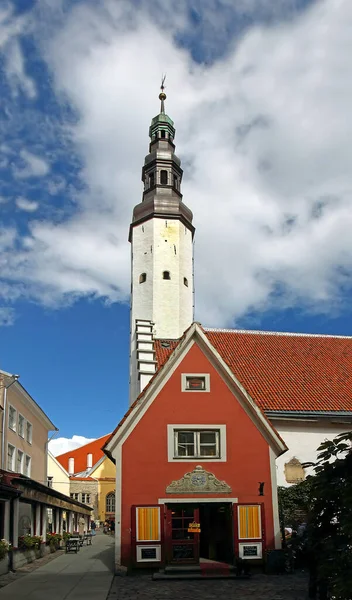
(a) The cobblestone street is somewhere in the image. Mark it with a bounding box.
[109,571,309,600]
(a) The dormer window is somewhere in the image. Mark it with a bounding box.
[160,170,168,185]
[163,271,171,280]
[139,273,147,284]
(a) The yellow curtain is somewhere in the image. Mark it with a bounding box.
[238,505,261,539]
[136,507,160,541]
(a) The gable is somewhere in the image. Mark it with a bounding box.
[104,324,286,457]
[155,330,352,413]
[56,433,111,473]
[125,342,277,454]
[90,456,115,478]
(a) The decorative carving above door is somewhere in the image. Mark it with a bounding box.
[166,465,232,494]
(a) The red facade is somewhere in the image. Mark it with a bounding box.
[116,340,283,568]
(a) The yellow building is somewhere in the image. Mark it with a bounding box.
[56,433,116,524]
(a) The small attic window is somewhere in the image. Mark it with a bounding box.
[163,270,171,280]
[160,170,168,185]
[184,277,188,287]
[139,273,147,284]
[181,374,210,392]
[160,130,166,138]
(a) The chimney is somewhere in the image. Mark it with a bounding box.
[87,453,93,469]
[68,457,75,475]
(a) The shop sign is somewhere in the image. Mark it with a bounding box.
[187,521,201,533]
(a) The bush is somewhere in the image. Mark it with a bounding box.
[18,535,42,550]
[0,540,11,560]
[46,532,62,546]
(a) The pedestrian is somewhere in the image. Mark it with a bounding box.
[91,521,96,536]
[110,520,115,535]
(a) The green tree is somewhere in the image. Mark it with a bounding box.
[304,431,352,599]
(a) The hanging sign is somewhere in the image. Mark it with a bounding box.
[187,521,201,533]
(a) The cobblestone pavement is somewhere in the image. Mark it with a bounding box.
[109,571,309,600]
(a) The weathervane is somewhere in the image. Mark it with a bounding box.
[159,74,166,113]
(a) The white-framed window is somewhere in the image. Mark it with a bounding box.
[167,425,227,462]
[17,449,24,474]
[136,545,161,563]
[8,405,17,432]
[175,430,220,458]
[26,421,32,444]
[24,455,31,477]
[181,373,210,392]
[18,414,25,438]
[106,492,115,513]
[81,493,91,504]
[7,444,16,471]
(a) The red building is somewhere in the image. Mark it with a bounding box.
[104,324,287,572]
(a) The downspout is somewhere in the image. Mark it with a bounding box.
[1,375,19,471]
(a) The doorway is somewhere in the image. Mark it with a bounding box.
[166,503,233,565]
[199,503,233,563]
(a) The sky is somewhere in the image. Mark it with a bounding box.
[0,0,352,455]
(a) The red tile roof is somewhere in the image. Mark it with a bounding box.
[154,329,352,413]
[56,434,111,474]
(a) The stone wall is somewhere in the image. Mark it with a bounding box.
[69,479,98,521]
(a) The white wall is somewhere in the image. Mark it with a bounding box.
[273,419,352,487]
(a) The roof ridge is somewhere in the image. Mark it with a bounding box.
[204,327,352,339]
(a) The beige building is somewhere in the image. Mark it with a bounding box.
[0,370,92,572]
[0,370,56,483]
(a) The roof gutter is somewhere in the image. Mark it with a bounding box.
[266,410,352,421]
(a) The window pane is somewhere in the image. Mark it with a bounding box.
[178,432,194,444]
[26,422,32,443]
[18,415,24,437]
[7,445,14,471]
[9,407,16,431]
[199,445,217,456]
[186,377,205,390]
[17,450,23,473]
[199,431,216,444]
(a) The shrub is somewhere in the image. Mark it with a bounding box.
[46,532,62,546]
[0,540,11,560]
[18,535,42,550]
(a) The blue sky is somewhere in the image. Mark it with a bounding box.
[1,0,351,453]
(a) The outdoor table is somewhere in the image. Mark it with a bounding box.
[65,537,80,553]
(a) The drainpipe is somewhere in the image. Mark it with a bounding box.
[1,374,19,471]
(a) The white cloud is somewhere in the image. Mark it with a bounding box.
[16,197,39,212]
[15,150,50,179]
[0,4,35,98]
[1,0,352,325]
[49,435,96,457]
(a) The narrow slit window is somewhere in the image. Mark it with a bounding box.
[160,170,168,185]
[139,273,147,284]
[160,130,166,138]
[173,174,178,189]
[163,271,171,280]
[184,277,188,287]
[149,172,155,188]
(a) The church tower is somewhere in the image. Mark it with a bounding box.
[129,83,195,404]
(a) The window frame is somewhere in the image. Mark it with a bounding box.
[17,449,24,474]
[26,420,33,444]
[24,454,31,477]
[18,414,25,438]
[167,424,227,463]
[106,492,115,513]
[7,443,16,471]
[181,373,210,393]
[8,405,17,432]
[174,429,220,459]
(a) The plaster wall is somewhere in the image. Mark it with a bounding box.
[274,419,352,486]
[47,454,70,497]
[130,217,193,403]
[91,457,116,522]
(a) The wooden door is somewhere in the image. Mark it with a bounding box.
[166,505,200,564]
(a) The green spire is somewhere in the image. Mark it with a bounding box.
[149,76,175,140]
